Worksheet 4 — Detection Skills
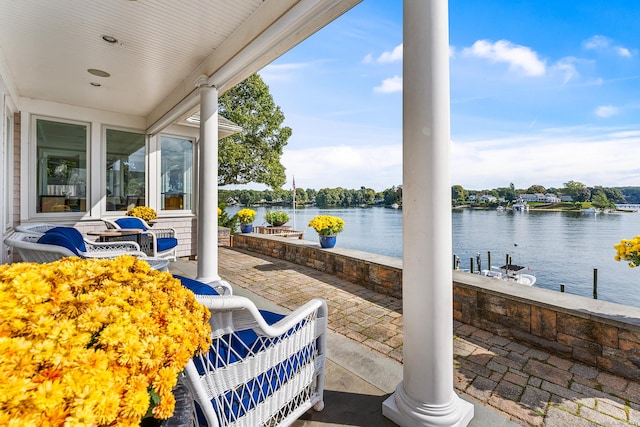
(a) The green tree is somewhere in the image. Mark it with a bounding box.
[603,187,625,203]
[526,185,546,194]
[451,185,466,203]
[218,74,291,188]
[564,180,590,202]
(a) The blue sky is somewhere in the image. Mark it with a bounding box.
[255,0,640,192]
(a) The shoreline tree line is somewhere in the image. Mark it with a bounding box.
[220,182,640,209]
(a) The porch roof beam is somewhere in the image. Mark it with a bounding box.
[146,0,360,136]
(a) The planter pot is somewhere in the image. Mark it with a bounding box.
[268,221,287,227]
[240,224,253,233]
[319,235,337,249]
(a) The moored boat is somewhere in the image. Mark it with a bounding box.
[481,264,536,286]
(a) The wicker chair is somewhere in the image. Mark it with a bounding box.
[4,228,146,263]
[15,222,60,234]
[102,217,178,261]
[177,275,327,427]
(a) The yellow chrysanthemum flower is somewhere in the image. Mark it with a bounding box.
[308,215,345,236]
[0,256,211,426]
[237,208,257,224]
[614,235,640,268]
[125,206,158,222]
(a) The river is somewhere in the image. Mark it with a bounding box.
[225,205,640,308]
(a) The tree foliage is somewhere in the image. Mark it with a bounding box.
[218,74,291,188]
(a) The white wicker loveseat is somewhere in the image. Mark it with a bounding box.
[4,227,146,263]
[176,275,328,427]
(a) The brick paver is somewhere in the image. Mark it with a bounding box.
[213,247,640,426]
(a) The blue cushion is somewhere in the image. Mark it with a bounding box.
[115,217,147,230]
[157,237,178,252]
[193,309,313,426]
[37,232,81,256]
[174,275,219,296]
[37,227,88,255]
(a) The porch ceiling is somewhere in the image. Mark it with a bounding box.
[0,0,360,130]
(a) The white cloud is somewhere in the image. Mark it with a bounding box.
[616,46,632,58]
[260,62,314,81]
[550,57,579,86]
[451,127,640,189]
[584,35,611,50]
[374,76,402,93]
[282,144,402,190]
[461,39,546,77]
[362,53,374,64]
[583,35,633,58]
[376,44,403,63]
[595,105,619,118]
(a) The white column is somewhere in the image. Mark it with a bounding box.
[382,1,474,426]
[195,75,221,283]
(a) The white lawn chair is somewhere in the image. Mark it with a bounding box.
[102,217,178,261]
[180,283,327,427]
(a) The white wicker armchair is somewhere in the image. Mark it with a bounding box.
[4,229,146,263]
[102,217,178,261]
[183,292,328,427]
[15,222,60,233]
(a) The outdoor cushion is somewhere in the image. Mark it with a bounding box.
[174,275,219,296]
[114,217,147,230]
[157,237,178,251]
[37,227,87,255]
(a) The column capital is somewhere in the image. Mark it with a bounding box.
[194,74,210,88]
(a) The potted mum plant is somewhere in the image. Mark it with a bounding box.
[0,255,211,426]
[265,210,290,227]
[614,235,640,268]
[126,205,158,223]
[308,215,345,248]
[236,208,257,233]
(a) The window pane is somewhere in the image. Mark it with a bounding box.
[36,119,87,213]
[160,136,193,211]
[4,115,11,229]
[106,129,146,211]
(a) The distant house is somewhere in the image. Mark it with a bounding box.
[479,194,497,203]
[560,195,574,202]
[520,193,561,203]
[543,193,561,203]
[468,195,477,201]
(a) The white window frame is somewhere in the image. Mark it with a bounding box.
[101,125,147,216]
[29,115,90,219]
[2,98,12,234]
[158,133,196,215]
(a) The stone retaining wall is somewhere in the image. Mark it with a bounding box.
[233,233,640,380]
[233,232,403,298]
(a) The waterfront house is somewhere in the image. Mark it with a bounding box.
[0,1,474,426]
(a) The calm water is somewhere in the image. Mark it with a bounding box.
[226,206,640,307]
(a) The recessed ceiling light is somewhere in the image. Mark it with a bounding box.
[102,35,118,44]
[87,68,110,78]
[90,82,102,87]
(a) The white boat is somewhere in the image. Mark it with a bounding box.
[512,198,529,212]
[481,264,536,286]
[581,208,600,214]
[390,203,399,209]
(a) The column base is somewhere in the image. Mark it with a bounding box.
[382,383,474,427]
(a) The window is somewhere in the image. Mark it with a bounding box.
[4,114,12,231]
[105,129,146,211]
[160,136,193,211]
[35,118,88,213]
